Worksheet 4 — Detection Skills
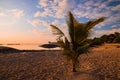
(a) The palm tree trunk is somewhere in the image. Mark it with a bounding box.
[72,60,77,72]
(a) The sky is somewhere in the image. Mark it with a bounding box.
[0,0,120,44]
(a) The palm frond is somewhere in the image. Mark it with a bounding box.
[65,37,70,49]
[67,11,74,43]
[50,24,65,38]
[77,43,90,55]
[57,38,65,48]
[74,25,89,43]
[85,17,105,30]
[56,35,70,50]
[74,17,105,43]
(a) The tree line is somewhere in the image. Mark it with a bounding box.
[90,32,120,46]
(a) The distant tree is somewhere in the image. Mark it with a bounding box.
[100,34,108,43]
[50,11,105,72]
[91,37,103,46]
[113,32,120,43]
[107,34,116,43]
[114,32,120,37]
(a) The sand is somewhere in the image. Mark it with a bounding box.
[0,44,120,80]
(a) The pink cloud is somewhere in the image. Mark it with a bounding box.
[38,0,48,7]
[28,19,49,27]
[28,19,40,27]
[10,9,24,17]
[0,12,7,17]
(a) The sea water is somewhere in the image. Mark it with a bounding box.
[2,44,60,50]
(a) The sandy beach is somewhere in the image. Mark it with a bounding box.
[0,44,120,80]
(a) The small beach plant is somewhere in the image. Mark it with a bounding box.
[50,11,105,72]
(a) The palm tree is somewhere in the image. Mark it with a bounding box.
[50,11,105,72]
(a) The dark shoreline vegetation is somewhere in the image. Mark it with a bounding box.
[90,32,120,46]
[0,46,20,53]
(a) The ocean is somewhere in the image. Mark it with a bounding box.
[1,44,60,50]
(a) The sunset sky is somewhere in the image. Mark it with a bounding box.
[0,0,120,44]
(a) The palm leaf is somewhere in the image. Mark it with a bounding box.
[50,24,65,38]
[57,38,65,48]
[74,17,105,43]
[85,17,105,30]
[57,38,69,49]
[67,12,88,43]
[50,24,70,50]
[77,43,90,54]
[67,11,74,43]
[64,37,70,49]
[74,25,89,43]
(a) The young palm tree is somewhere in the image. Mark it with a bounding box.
[50,11,105,72]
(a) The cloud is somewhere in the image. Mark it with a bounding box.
[0,8,24,18]
[34,8,53,17]
[28,19,40,27]
[34,11,40,17]
[111,24,118,28]
[57,0,75,10]
[38,0,48,7]
[10,9,24,17]
[111,5,120,11]
[0,12,6,17]
[51,20,60,26]
[0,9,25,27]
[73,1,111,19]
[54,0,75,18]
[34,11,46,17]
[72,0,120,29]
[36,0,75,18]
[35,0,120,36]
[36,0,119,26]
[28,19,49,27]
